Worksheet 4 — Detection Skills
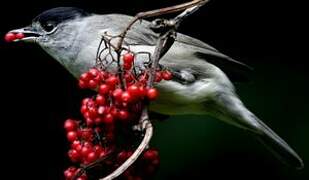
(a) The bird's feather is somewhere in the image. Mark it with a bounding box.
[108,14,253,82]
[205,92,304,169]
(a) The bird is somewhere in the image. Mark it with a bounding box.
[7,7,303,169]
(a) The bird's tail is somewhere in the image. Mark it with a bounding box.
[254,117,304,169]
[207,93,304,169]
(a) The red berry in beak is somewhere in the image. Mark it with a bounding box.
[4,32,16,42]
[15,32,25,40]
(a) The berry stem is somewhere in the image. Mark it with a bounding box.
[116,51,126,90]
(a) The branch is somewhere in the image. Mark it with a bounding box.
[115,0,210,51]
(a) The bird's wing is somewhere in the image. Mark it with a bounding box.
[107,14,253,82]
[175,34,253,82]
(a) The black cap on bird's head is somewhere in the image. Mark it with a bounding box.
[5,7,90,42]
[33,7,90,32]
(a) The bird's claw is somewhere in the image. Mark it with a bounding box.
[150,18,176,33]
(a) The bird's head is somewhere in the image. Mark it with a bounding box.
[6,7,91,69]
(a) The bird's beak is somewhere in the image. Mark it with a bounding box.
[7,26,42,43]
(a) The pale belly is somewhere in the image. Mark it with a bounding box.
[150,80,218,115]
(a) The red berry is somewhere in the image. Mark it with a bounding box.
[79,80,87,89]
[81,146,92,157]
[83,111,90,118]
[85,118,94,127]
[121,91,132,103]
[123,62,132,70]
[83,141,93,147]
[89,68,99,77]
[64,170,74,179]
[88,80,98,89]
[110,106,118,117]
[138,86,147,97]
[64,166,77,179]
[15,32,25,39]
[123,53,134,64]
[127,85,140,98]
[88,107,98,119]
[99,71,109,80]
[118,110,129,121]
[86,99,95,108]
[82,98,90,105]
[112,88,123,101]
[123,63,132,70]
[95,95,106,105]
[162,70,173,80]
[103,113,114,124]
[68,149,80,162]
[155,71,163,82]
[80,72,90,81]
[143,149,159,161]
[97,106,106,115]
[99,84,110,95]
[99,151,106,158]
[64,119,77,132]
[80,105,87,114]
[86,151,98,162]
[71,140,81,150]
[73,146,83,154]
[147,88,159,101]
[94,145,104,154]
[4,32,16,42]
[93,75,101,83]
[106,76,118,87]
[67,131,78,142]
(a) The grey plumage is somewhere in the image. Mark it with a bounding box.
[9,7,303,169]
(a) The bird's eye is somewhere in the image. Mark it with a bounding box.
[41,22,56,32]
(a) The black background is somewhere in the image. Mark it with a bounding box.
[0,0,308,180]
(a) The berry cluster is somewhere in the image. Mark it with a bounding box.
[64,53,172,180]
[4,32,25,42]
